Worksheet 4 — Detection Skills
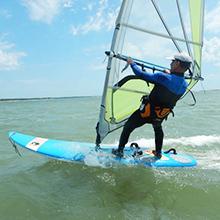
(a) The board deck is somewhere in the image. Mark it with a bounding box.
[8,132,197,167]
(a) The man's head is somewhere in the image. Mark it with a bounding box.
[169,52,192,73]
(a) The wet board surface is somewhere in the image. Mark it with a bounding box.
[8,132,197,167]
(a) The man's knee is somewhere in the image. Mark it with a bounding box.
[152,121,163,131]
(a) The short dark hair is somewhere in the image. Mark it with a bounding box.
[176,59,191,70]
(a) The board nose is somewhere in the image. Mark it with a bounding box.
[8,131,16,139]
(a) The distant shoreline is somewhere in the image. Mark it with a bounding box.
[0,96,100,102]
[0,89,219,102]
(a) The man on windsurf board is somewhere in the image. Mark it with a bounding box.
[112,52,192,159]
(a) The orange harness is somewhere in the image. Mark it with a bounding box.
[139,96,174,119]
[140,103,172,119]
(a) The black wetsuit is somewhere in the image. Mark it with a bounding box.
[118,63,188,154]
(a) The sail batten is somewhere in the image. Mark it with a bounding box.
[121,23,202,46]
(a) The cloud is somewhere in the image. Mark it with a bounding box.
[0,40,26,71]
[124,42,144,59]
[22,0,74,24]
[122,30,176,64]
[205,1,220,33]
[195,1,220,66]
[70,0,119,35]
[63,0,74,8]
[203,37,220,66]
[0,9,12,19]
[90,63,106,71]
[82,3,94,11]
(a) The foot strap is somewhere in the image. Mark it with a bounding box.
[164,148,177,155]
[130,142,143,157]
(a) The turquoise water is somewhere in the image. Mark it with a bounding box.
[1,90,220,219]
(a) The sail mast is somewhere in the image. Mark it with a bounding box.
[96,0,133,146]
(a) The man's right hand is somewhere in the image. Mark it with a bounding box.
[127,58,134,64]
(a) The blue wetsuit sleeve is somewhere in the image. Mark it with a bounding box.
[130,63,187,95]
[130,63,161,84]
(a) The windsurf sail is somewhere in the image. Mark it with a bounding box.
[96,0,204,145]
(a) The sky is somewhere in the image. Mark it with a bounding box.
[0,0,220,99]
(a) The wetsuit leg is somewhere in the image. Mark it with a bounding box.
[152,120,164,154]
[118,109,148,151]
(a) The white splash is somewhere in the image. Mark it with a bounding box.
[84,153,104,167]
[80,135,220,170]
[133,135,220,148]
[133,135,220,171]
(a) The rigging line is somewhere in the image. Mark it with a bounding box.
[180,76,196,101]
[176,0,193,58]
[150,0,181,52]
[183,89,197,106]
[9,137,22,157]
[188,89,197,106]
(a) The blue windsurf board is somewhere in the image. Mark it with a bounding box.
[8,131,197,167]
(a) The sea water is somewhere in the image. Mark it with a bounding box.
[0,90,220,219]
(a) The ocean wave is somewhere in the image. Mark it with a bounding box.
[134,135,220,171]
[134,135,220,148]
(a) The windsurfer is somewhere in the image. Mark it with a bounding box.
[112,52,192,158]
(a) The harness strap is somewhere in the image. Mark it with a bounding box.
[139,96,174,120]
[188,89,197,106]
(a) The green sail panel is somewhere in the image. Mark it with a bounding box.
[105,80,153,124]
[189,0,204,67]
[188,0,204,90]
